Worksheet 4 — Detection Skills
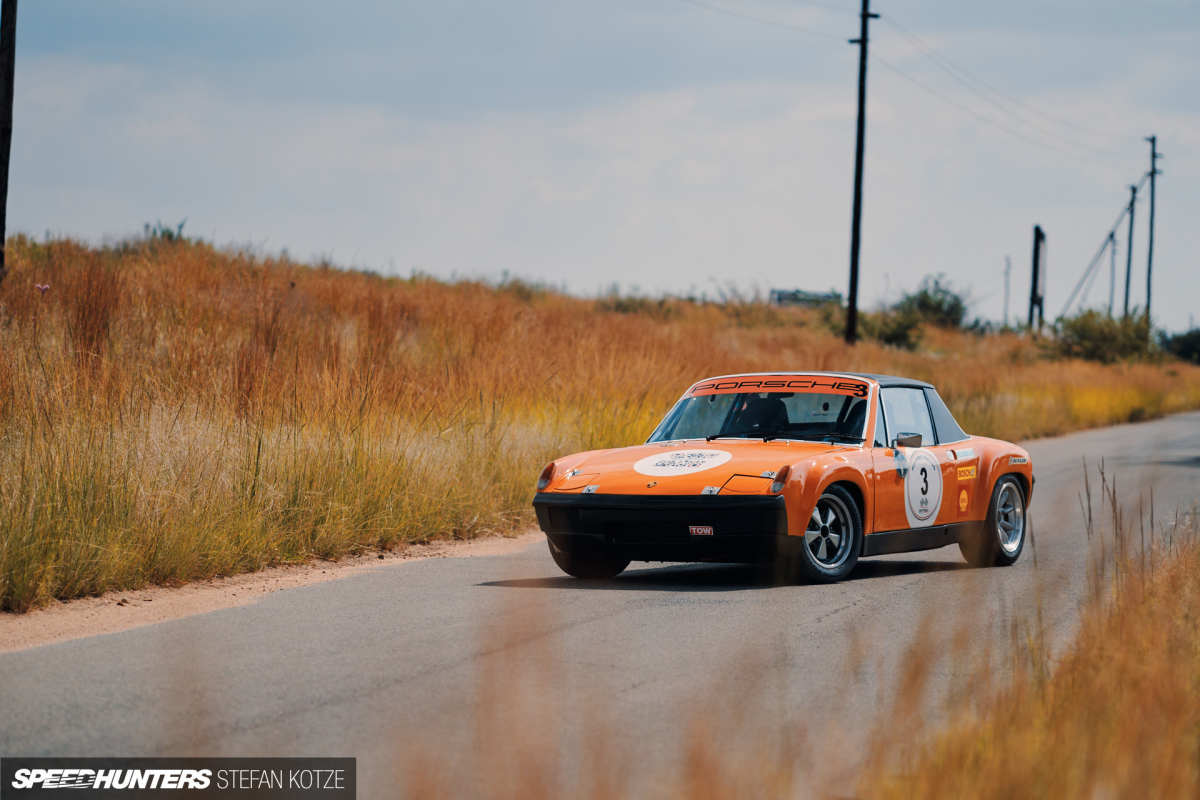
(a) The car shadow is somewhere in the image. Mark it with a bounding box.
[479,558,970,593]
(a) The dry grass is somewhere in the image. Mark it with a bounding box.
[859,490,1200,798]
[1,235,1199,610]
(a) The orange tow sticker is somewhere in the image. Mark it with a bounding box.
[959,489,969,512]
[689,525,714,536]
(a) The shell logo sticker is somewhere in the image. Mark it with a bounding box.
[902,448,943,528]
[959,489,969,512]
[634,449,733,477]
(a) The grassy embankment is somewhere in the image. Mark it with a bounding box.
[1,236,1198,610]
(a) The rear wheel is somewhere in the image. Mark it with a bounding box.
[547,537,630,579]
[788,485,862,583]
[960,475,1026,567]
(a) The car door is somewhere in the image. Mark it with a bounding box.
[871,387,956,532]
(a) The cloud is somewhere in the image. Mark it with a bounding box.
[10,13,1200,330]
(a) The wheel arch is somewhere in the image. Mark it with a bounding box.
[828,479,866,531]
[996,471,1029,503]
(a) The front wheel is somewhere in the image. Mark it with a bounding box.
[547,537,630,579]
[960,475,1026,567]
[787,485,862,583]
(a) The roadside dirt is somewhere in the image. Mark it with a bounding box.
[0,531,542,654]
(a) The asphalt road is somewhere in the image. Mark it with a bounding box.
[2,412,1198,795]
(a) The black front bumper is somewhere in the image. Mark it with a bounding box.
[532,492,790,563]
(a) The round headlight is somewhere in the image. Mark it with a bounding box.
[769,465,791,494]
[537,462,557,491]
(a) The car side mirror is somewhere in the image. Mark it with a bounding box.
[892,432,922,448]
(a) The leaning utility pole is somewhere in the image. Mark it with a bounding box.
[843,0,878,345]
[0,0,16,288]
[1123,184,1136,318]
[1144,135,1160,321]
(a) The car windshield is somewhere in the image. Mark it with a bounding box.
[647,391,869,444]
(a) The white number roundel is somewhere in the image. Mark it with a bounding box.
[633,449,733,477]
[902,448,943,528]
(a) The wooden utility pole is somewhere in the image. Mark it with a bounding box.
[0,0,15,287]
[1028,225,1045,330]
[844,0,878,345]
[1107,231,1116,317]
[1144,135,1160,322]
[1003,255,1011,328]
[1123,184,1136,318]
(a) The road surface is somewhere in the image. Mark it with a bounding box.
[2,412,1198,794]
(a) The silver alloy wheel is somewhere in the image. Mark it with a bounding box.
[995,481,1025,555]
[804,494,854,569]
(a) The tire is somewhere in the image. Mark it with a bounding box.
[547,537,630,579]
[959,475,1026,567]
[788,484,862,583]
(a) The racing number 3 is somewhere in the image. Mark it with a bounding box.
[920,467,928,495]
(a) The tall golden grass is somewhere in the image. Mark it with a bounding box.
[1,235,1198,610]
[859,492,1200,797]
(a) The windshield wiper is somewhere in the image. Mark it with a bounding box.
[706,429,781,442]
[819,432,865,444]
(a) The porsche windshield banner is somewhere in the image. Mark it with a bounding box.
[688,376,869,398]
[1,758,355,799]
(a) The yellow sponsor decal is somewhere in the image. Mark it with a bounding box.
[957,465,977,480]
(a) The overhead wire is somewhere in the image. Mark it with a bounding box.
[1060,171,1150,318]
[877,15,1128,159]
[672,0,844,40]
[671,0,1125,169]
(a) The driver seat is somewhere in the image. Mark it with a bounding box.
[732,395,789,432]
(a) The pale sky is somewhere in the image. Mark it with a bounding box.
[12,1,1199,329]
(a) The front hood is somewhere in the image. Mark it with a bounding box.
[546,439,847,495]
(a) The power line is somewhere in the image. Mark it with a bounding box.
[672,0,843,40]
[1059,171,1150,318]
[870,54,1110,169]
[877,15,1127,159]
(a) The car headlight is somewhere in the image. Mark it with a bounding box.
[769,465,791,494]
[537,462,557,491]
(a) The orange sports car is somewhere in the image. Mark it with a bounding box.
[533,372,1033,582]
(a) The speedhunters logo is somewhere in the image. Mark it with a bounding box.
[1,758,354,798]
[9,767,210,796]
[10,769,211,790]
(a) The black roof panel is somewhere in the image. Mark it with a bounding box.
[846,372,934,389]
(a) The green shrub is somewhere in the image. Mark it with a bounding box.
[894,274,967,328]
[862,307,923,350]
[1159,328,1200,364]
[1051,311,1153,363]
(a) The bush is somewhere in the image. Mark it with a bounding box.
[1051,310,1153,363]
[893,274,967,329]
[1159,328,1200,364]
[818,301,922,350]
[862,307,923,350]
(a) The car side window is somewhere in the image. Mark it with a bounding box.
[880,388,935,446]
[924,388,968,443]
[872,399,888,447]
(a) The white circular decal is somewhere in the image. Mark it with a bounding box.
[902,448,943,528]
[633,449,733,477]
